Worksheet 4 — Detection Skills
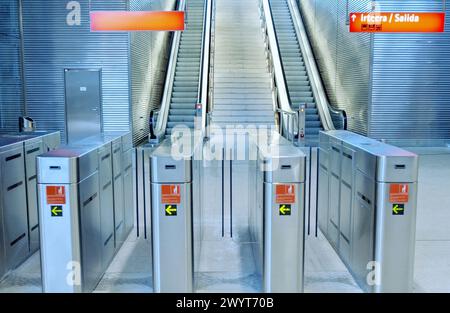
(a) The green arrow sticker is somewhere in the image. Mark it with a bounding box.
[279,204,291,216]
[51,205,63,217]
[392,203,405,215]
[165,204,177,216]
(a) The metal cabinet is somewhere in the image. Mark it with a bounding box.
[112,139,125,247]
[0,142,29,272]
[24,140,44,253]
[98,144,115,271]
[318,130,418,293]
[79,172,102,292]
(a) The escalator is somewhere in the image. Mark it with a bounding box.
[269,0,322,141]
[262,0,346,145]
[164,0,206,136]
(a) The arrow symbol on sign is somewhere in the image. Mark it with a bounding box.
[393,204,404,214]
[279,205,291,215]
[51,206,62,216]
[351,14,357,22]
[165,205,177,215]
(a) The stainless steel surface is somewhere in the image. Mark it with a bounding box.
[259,142,306,292]
[130,0,177,145]
[78,172,102,292]
[38,183,81,292]
[24,139,44,253]
[318,130,419,292]
[64,69,102,144]
[38,134,135,292]
[150,138,194,292]
[97,143,115,272]
[19,116,35,132]
[0,141,29,273]
[21,0,130,141]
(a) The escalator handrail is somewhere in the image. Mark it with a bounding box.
[287,0,347,131]
[154,0,186,137]
[261,0,295,116]
[197,0,213,137]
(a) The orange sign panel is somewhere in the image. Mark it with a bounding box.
[389,184,409,203]
[90,11,185,32]
[46,186,66,205]
[276,184,296,204]
[350,12,445,33]
[161,185,181,204]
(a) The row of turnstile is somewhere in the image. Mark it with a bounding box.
[30,129,418,292]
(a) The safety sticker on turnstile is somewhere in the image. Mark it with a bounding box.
[276,184,296,204]
[389,184,409,203]
[161,185,181,204]
[165,205,177,216]
[392,203,405,216]
[279,204,291,216]
[50,205,63,217]
[46,186,66,204]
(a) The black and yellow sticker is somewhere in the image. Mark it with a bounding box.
[165,204,177,216]
[392,203,405,215]
[51,205,63,217]
[279,204,291,216]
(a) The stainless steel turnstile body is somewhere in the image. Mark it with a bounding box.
[37,131,133,292]
[318,130,418,292]
[258,142,306,292]
[150,140,193,293]
[0,131,60,280]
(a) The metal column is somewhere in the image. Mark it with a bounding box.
[150,140,193,292]
[261,144,306,292]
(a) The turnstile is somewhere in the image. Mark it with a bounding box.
[258,141,306,292]
[150,139,193,292]
[0,131,60,280]
[37,132,134,292]
[318,130,418,292]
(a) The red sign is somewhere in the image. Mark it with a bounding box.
[350,12,445,33]
[276,184,296,204]
[46,186,66,205]
[389,184,409,203]
[161,185,181,204]
[90,11,185,32]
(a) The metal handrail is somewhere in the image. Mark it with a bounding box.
[287,0,347,130]
[205,0,216,137]
[198,0,213,137]
[154,0,186,137]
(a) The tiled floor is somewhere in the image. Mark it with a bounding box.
[1,148,449,293]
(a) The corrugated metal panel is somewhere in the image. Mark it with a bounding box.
[370,0,450,140]
[130,0,176,145]
[21,0,130,142]
[335,0,372,135]
[299,0,372,136]
[0,0,23,131]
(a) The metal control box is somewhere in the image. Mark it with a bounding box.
[318,130,418,293]
[259,144,306,293]
[150,139,193,293]
[38,145,102,293]
[0,131,60,280]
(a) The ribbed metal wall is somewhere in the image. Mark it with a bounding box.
[299,0,450,140]
[0,0,23,131]
[335,0,372,135]
[299,0,372,136]
[130,0,176,145]
[371,0,450,140]
[21,0,130,142]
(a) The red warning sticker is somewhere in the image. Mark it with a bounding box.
[161,185,181,204]
[276,184,296,204]
[46,186,66,205]
[389,184,409,203]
